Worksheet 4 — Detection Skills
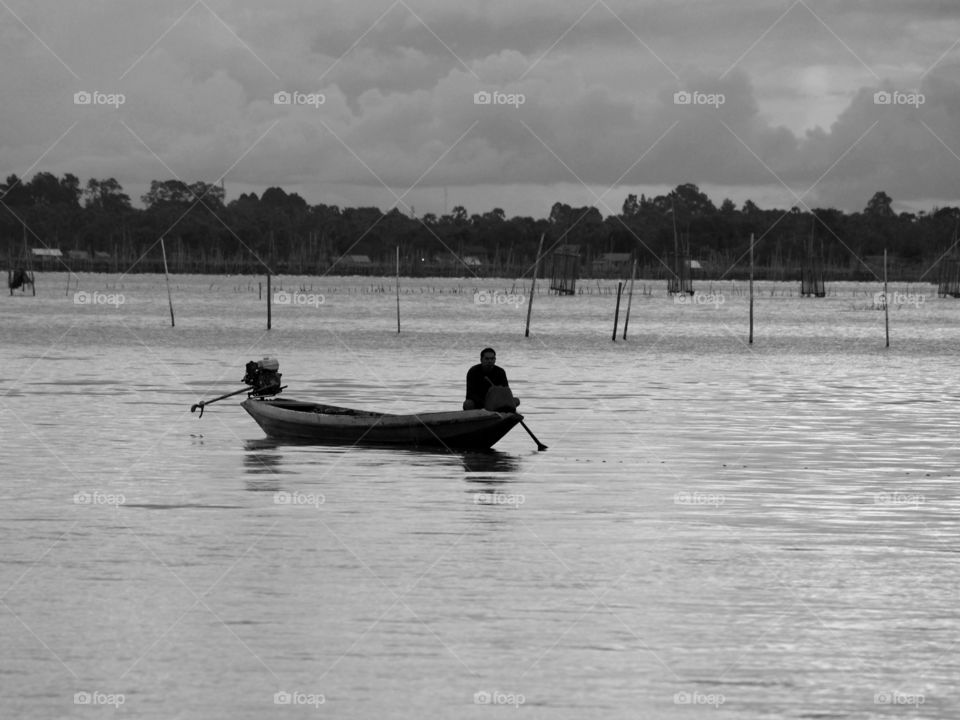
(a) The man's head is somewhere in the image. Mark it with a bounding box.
[480,347,496,371]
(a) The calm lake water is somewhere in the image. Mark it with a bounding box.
[2,273,959,719]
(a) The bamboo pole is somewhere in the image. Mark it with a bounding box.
[524,234,544,337]
[267,272,272,330]
[160,236,175,327]
[622,258,636,340]
[884,248,889,348]
[612,281,623,341]
[396,245,401,333]
[749,233,754,344]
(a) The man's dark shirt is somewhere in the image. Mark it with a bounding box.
[465,364,509,408]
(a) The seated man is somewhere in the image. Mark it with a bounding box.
[463,347,518,411]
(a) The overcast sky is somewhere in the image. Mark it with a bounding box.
[3,0,959,218]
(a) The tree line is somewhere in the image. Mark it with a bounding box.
[2,172,958,280]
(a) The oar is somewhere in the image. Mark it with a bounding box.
[191,386,250,417]
[518,419,548,451]
[485,377,547,451]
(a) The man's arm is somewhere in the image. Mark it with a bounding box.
[466,365,484,401]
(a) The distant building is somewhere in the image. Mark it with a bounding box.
[31,248,62,258]
[339,254,373,272]
[67,250,90,260]
[591,252,632,275]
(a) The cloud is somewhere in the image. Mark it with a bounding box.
[2,1,960,216]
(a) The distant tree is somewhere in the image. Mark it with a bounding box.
[865,191,894,217]
[0,174,32,206]
[140,179,223,208]
[84,178,131,212]
[142,180,193,207]
[28,171,81,206]
[670,183,716,217]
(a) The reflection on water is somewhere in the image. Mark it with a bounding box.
[242,439,521,478]
[459,449,521,475]
[6,276,960,719]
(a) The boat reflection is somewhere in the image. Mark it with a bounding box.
[242,439,520,477]
[242,439,291,476]
[458,449,521,475]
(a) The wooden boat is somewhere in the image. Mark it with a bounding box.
[241,397,524,450]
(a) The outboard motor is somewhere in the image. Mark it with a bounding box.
[243,357,283,397]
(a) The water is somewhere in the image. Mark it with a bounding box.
[2,274,959,718]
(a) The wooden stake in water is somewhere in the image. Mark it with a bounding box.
[749,232,754,344]
[525,233,544,337]
[160,236,175,327]
[884,248,889,348]
[396,245,401,334]
[267,272,272,330]
[612,281,623,341]
[622,258,637,340]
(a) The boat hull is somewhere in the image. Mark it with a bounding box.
[241,398,524,450]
